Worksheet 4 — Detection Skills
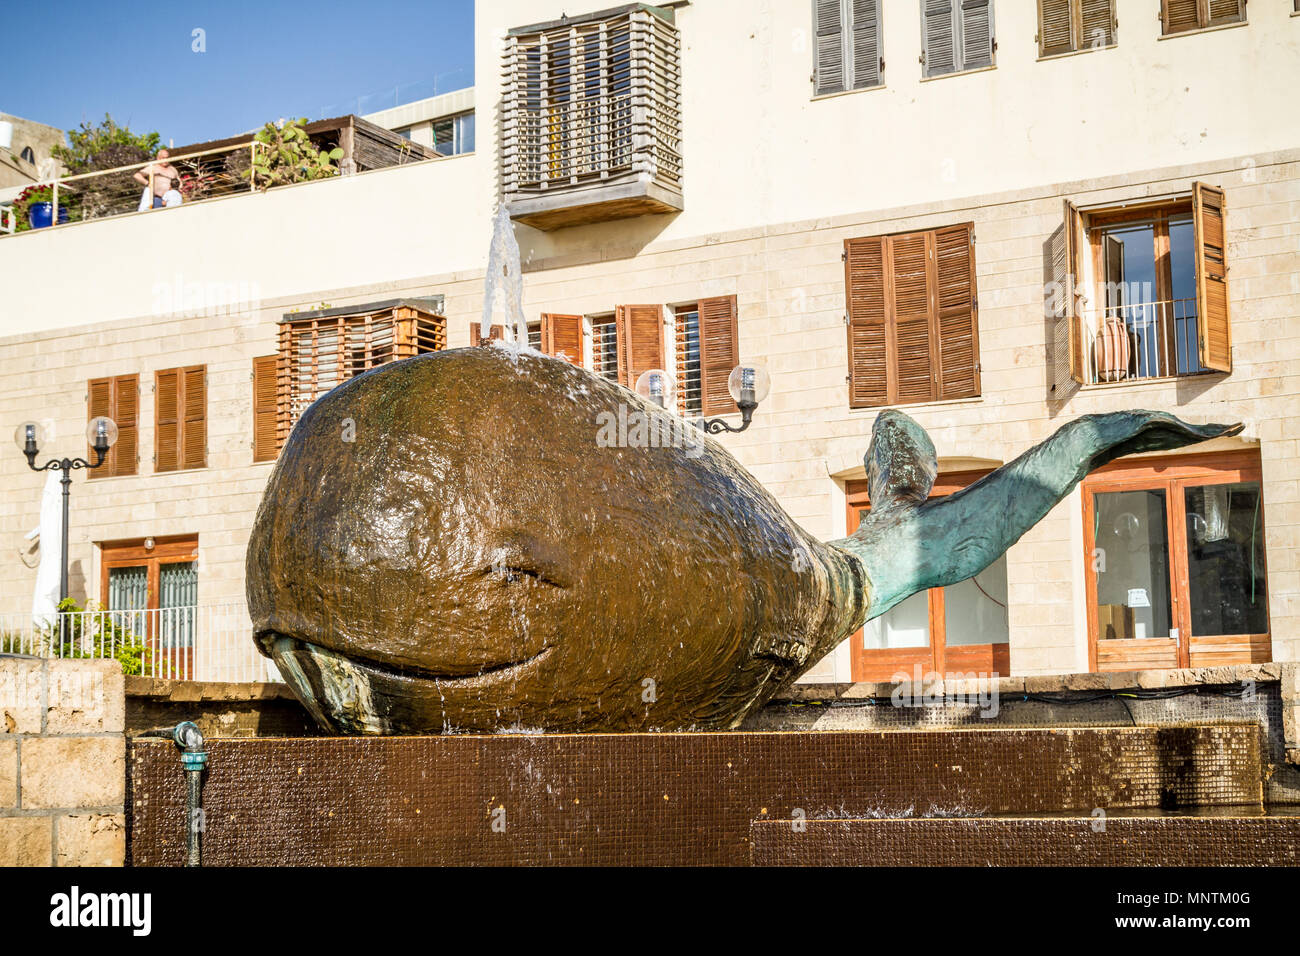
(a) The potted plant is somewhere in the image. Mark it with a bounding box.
[12,183,71,231]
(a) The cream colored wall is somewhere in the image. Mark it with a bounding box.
[479,0,1300,261]
[0,154,489,336]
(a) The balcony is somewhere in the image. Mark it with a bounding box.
[1080,298,1209,386]
[501,3,683,230]
[0,604,275,683]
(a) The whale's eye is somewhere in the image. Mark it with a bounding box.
[480,540,570,589]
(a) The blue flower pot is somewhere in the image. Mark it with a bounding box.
[28,201,70,229]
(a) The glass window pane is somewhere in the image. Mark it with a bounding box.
[1094,489,1172,639]
[432,118,454,155]
[1184,482,1269,636]
[108,566,148,610]
[943,555,1009,646]
[1168,215,1201,375]
[864,591,930,649]
[675,309,701,417]
[158,561,197,648]
[456,112,475,153]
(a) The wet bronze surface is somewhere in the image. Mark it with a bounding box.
[129,725,1262,866]
[750,816,1300,866]
[247,346,1239,734]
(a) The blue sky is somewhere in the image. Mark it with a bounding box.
[7,0,474,147]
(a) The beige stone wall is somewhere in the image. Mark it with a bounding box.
[0,658,125,866]
[1,149,1295,683]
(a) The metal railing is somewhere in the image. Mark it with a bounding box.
[1081,297,1203,385]
[0,603,278,683]
[3,141,260,234]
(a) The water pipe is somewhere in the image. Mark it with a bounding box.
[139,721,208,867]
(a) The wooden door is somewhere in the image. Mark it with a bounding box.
[101,535,199,678]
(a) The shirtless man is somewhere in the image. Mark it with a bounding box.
[133,149,179,209]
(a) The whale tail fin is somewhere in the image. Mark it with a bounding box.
[832,410,1243,621]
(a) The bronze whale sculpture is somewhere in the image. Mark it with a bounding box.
[247,345,1240,734]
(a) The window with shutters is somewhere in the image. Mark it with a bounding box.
[1161,0,1245,35]
[278,300,446,445]
[844,223,981,408]
[87,374,139,478]
[1037,0,1115,57]
[1057,184,1230,386]
[921,0,996,77]
[155,366,207,473]
[813,0,884,96]
[675,297,740,417]
[501,4,683,230]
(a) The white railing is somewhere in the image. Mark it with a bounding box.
[0,603,278,683]
[2,141,260,234]
[1081,298,1203,385]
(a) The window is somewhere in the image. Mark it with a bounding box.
[674,297,740,417]
[592,316,619,382]
[394,127,413,140]
[101,535,199,674]
[87,374,138,478]
[155,366,206,472]
[431,112,475,156]
[844,222,981,408]
[20,146,35,165]
[1060,182,1230,385]
[1084,451,1269,671]
[813,0,883,96]
[1037,0,1115,56]
[474,314,582,364]
[279,301,445,441]
[502,4,683,228]
[252,356,278,463]
[846,471,1010,681]
[1161,0,1245,35]
[921,0,995,77]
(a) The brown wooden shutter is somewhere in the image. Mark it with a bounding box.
[845,236,889,408]
[889,232,937,404]
[87,375,137,478]
[1206,0,1245,28]
[182,366,207,470]
[1163,0,1200,34]
[698,296,740,415]
[541,313,583,364]
[1038,0,1074,55]
[113,375,139,478]
[935,223,980,399]
[253,356,279,462]
[1079,0,1115,48]
[615,305,666,389]
[155,369,180,472]
[470,323,505,346]
[1193,182,1231,372]
[1064,199,1086,384]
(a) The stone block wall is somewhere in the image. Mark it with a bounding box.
[0,658,126,866]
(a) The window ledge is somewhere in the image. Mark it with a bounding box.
[849,395,984,414]
[1078,370,1227,391]
[1036,43,1117,62]
[919,63,997,83]
[1158,19,1248,40]
[810,83,887,103]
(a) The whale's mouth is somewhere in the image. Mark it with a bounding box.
[263,633,554,684]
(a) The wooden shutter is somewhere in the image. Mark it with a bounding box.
[615,305,666,389]
[698,296,740,416]
[814,0,846,95]
[182,366,206,470]
[889,232,937,404]
[922,0,957,76]
[1063,199,1087,384]
[958,0,994,70]
[253,356,278,462]
[470,323,505,346]
[87,374,138,478]
[541,313,584,365]
[935,223,980,399]
[155,369,180,473]
[845,236,890,408]
[155,365,206,472]
[1206,0,1245,27]
[1193,182,1231,372]
[1163,0,1201,34]
[850,0,882,90]
[1079,0,1115,49]
[1038,0,1074,55]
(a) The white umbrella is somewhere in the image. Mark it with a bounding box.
[31,470,62,629]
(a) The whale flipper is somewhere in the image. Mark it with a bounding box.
[832,409,1243,621]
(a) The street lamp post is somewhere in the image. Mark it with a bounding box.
[14,418,118,604]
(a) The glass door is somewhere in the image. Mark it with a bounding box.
[100,536,199,677]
